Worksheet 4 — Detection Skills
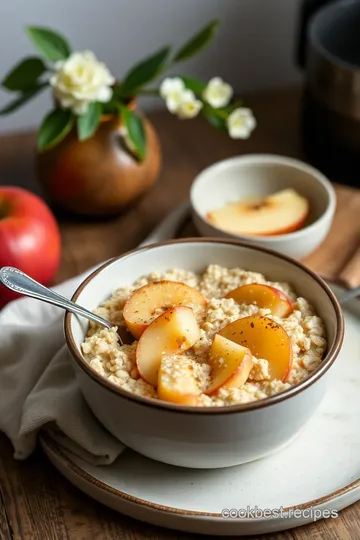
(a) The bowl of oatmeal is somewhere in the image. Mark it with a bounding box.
[65,238,344,469]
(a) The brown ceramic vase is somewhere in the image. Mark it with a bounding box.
[36,103,161,217]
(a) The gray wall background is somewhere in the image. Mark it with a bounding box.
[0,0,302,134]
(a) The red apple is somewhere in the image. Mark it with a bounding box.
[0,186,61,307]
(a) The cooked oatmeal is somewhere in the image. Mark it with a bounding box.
[81,265,327,406]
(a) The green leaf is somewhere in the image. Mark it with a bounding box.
[180,76,206,94]
[38,108,74,150]
[0,82,47,115]
[203,104,226,130]
[205,112,226,130]
[111,83,128,102]
[102,100,117,115]
[2,57,47,91]
[26,26,71,62]
[122,46,170,94]
[174,20,219,62]
[120,105,146,160]
[77,102,102,141]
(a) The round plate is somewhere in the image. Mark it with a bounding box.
[41,283,360,536]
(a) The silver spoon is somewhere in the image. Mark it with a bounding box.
[0,266,124,344]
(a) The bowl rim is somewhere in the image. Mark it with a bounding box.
[190,153,336,242]
[64,237,344,415]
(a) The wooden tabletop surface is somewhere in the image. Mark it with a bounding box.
[0,87,359,539]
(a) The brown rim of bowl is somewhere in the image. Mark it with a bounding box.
[64,237,344,415]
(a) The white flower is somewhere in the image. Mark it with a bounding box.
[227,107,256,139]
[160,77,203,119]
[176,89,203,119]
[50,51,115,115]
[160,77,185,99]
[160,77,186,113]
[203,77,233,108]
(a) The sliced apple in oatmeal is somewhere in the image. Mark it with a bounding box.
[136,306,200,386]
[123,280,207,339]
[206,334,253,395]
[226,283,292,317]
[219,315,292,382]
[158,355,200,405]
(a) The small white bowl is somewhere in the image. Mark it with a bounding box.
[65,238,343,469]
[190,154,336,259]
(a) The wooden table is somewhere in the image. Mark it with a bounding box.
[0,87,359,539]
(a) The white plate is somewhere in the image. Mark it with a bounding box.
[41,282,360,536]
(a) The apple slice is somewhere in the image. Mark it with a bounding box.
[123,280,207,339]
[206,335,253,395]
[226,283,292,317]
[219,316,292,382]
[207,188,309,236]
[136,306,200,387]
[158,356,200,405]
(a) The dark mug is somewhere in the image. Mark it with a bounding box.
[297,0,360,187]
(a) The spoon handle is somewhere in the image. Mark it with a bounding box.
[0,266,111,330]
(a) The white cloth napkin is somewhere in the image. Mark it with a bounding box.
[0,203,190,465]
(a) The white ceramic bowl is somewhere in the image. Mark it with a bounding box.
[190,154,336,259]
[65,239,344,469]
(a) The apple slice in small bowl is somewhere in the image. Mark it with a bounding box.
[207,189,309,237]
